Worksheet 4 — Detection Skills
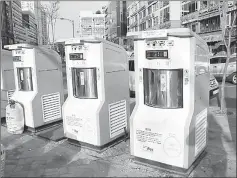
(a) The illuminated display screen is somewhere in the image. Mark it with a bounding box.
[13,56,23,62]
[69,53,84,60]
[146,50,168,59]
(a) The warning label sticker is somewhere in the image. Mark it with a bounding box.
[136,129,162,144]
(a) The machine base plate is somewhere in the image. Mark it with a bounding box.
[133,150,207,177]
[26,119,63,133]
[67,134,128,153]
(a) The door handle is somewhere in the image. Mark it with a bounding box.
[214,66,217,68]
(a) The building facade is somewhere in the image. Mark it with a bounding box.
[104,1,127,45]
[127,1,182,34]
[78,11,105,38]
[181,1,237,56]
[12,0,26,44]
[21,1,48,45]
[1,1,14,47]
[21,10,38,45]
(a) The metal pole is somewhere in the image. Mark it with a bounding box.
[72,20,75,38]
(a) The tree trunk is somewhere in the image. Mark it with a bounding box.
[220,47,231,113]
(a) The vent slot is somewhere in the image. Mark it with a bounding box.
[195,109,207,157]
[7,90,15,103]
[41,92,62,122]
[109,100,127,138]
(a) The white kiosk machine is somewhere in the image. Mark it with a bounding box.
[1,49,15,118]
[4,44,64,130]
[130,28,210,170]
[63,37,130,149]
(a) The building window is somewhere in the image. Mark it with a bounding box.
[153,16,158,26]
[163,7,170,23]
[143,10,146,18]
[153,2,157,12]
[200,16,220,33]
[182,1,198,16]
[135,26,138,31]
[148,19,152,28]
[148,5,152,15]
[139,22,146,31]
[191,24,196,32]
[139,12,142,19]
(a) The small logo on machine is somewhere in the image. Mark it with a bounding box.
[143,145,154,152]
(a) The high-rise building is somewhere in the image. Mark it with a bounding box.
[127,1,182,35]
[79,11,105,38]
[181,1,236,56]
[104,1,127,45]
[12,0,26,44]
[21,10,38,45]
[1,1,14,47]
[21,1,48,45]
[40,8,48,45]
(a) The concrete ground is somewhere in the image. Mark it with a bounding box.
[1,83,236,177]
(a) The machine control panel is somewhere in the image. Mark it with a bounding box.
[69,53,84,60]
[146,50,168,59]
[13,56,23,62]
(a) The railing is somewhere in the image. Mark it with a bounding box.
[181,11,199,24]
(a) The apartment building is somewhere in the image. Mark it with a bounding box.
[181,1,237,55]
[79,11,105,38]
[22,10,38,45]
[127,1,182,34]
[1,1,14,47]
[21,1,48,45]
[104,1,127,45]
[12,0,26,44]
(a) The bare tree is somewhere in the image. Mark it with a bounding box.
[42,1,60,48]
[219,0,237,113]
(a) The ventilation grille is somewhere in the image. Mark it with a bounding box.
[7,90,15,103]
[41,92,61,122]
[109,100,127,138]
[195,109,208,157]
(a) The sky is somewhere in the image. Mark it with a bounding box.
[42,1,109,42]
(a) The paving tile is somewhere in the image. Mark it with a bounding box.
[59,166,69,175]
[27,167,45,177]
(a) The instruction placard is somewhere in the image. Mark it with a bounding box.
[136,129,162,145]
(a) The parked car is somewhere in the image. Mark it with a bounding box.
[210,55,236,84]
[128,52,219,99]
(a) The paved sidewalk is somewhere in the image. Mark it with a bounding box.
[1,99,236,177]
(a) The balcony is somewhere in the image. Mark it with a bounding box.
[181,11,199,24]
[225,26,237,37]
[199,4,220,20]
[130,21,138,28]
[159,21,171,29]
[199,26,221,34]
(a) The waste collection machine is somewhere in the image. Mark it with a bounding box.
[4,44,64,131]
[62,37,130,149]
[130,28,210,170]
[1,49,15,118]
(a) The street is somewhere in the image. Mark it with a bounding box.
[1,83,236,177]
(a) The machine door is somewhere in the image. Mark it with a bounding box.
[72,68,98,99]
[17,67,33,91]
[143,68,183,109]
